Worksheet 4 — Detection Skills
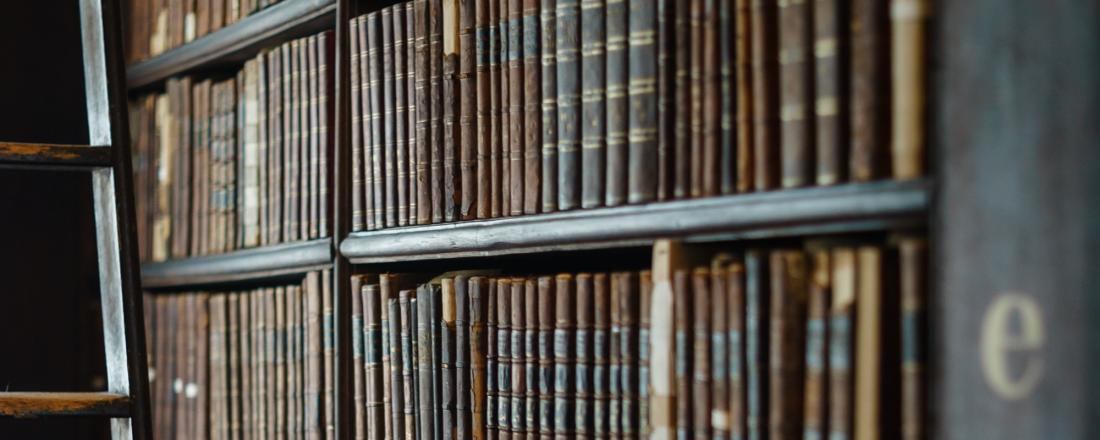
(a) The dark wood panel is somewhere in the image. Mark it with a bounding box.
[342,180,930,263]
[0,392,130,418]
[141,238,333,288]
[125,0,336,90]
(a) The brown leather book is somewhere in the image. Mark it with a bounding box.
[855,246,886,440]
[507,0,526,216]
[604,0,628,207]
[431,0,446,223]
[381,275,409,440]
[524,278,539,438]
[357,16,374,232]
[891,0,927,180]
[555,0,581,211]
[688,0,704,198]
[751,0,780,191]
[551,274,575,439]
[369,13,389,229]
[638,271,651,437]
[384,8,400,229]
[487,278,500,440]
[579,0,605,209]
[460,0,479,220]
[283,42,300,240]
[744,250,769,439]
[608,272,623,438]
[292,284,305,439]
[415,0,434,224]
[804,249,832,440]
[672,0,690,199]
[702,0,721,197]
[260,289,273,438]
[304,271,323,439]
[196,294,211,439]
[653,0,674,201]
[592,272,611,438]
[709,257,730,438]
[627,0,658,204]
[814,0,849,186]
[726,259,746,440]
[540,0,558,214]
[456,275,473,440]
[323,270,337,439]
[275,287,288,438]
[470,276,490,440]
[537,276,556,439]
[432,284,446,439]
[692,268,712,440]
[309,36,323,240]
[322,33,337,238]
[779,0,815,189]
[443,278,458,440]
[899,236,926,440]
[388,297,408,440]
[406,4,418,226]
[443,0,462,223]
[268,47,285,243]
[477,0,494,219]
[491,0,506,218]
[673,269,693,440]
[498,278,514,440]
[849,0,888,181]
[418,285,438,440]
[393,8,413,227]
[511,279,530,439]
[769,251,809,439]
[615,272,638,437]
[829,247,855,440]
[523,0,543,215]
[237,293,253,439]
[575,273,594,438]
[400,289,419,440]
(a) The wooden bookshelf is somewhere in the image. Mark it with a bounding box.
[140,238,332,288]
[126,0,336,90]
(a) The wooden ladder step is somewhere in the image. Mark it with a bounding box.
[0,392,130,418]
[0,142,112,168]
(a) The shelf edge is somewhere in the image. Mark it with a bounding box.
[141,238,333,288]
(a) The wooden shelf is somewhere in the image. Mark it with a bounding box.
[126,0,336,91]
[341,179,930,264]
[141,238,333,289]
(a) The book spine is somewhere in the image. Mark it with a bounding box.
[769,251,809,439]
[779,0,815,188]
[828,248,855,440]
[750,0,780,191]
[855,246,884,440]
[575,273,594,438]
[309,36,322,240]
[891,0,927,179]
[382,8,398,230]
[554,274,575,439]
[401,291,418,440]
[500,0,512,217]
[389,297,407,440]
[431,0,446,223]
[537,277,556,439]
[653,0,673,201]
[477,0,494,219]
[357,19,373,232]
[604,0,627,206]
[275,288,288,439]
[490,0,505,218]
[594,273,612,438]
[688,0,703,198]
[208,296,223,440]
[289,42,302,240]
[508,0,527,216]
[849,0,888,181]
[727,260,746,440]
[627,0,658,204]
[804,250,831,440]
[899,237,926,440]
[607,273,623,438]
[444,0,463,223]
[370,13,389,229]
[305,271,323,439]
[418,286,438,440]
[814,0,848,185]
[523,0,542,215]
[444,279,459,440]
[460,0,479,220]
[540,0,558,213]
[498,279,514,440]
[637,271,652,437]
[579,0,606,209]
[432,285,446,438]
[323,270,336,439]
[618,272,639,437]
[395,8,411,226]
[470,277,490,440]
[523,279,540,438]
[381,277,397,440]
[692,268,713,440]
[671,0,690,199]
[709,259,730,439]
[267,44,281,242]
[718,0,736,195]
[254,289,266,439]
[702,0,721,197]
[456,275,473,440]
[415,0,433,224]
[320,32,333,238]
[487,279,501,439]
[512,279,530,439]
[555,0,581,211]
[673,269,693,440]
[745,250,769,440]
[238,293,253,440]
[407,4,419,226]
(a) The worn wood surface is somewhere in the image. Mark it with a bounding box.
[934,0,1100,438]
[341,180,929,263]
[0,142,112,168]
[0,392,130,418]
[125,0,335,90]
[141,238,333,288]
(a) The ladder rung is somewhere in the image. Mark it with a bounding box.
[0,142,112,168]
[0,392,130,418]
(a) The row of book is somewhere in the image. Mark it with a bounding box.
[123,0,282,63]
[130,32,334,262]
[343,237,926,439]
[142,270,336,440]
[349,0,927,230]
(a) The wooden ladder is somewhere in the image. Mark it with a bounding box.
[0,0,152,438]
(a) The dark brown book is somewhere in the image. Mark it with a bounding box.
[198,295,212,439]
[418,285,438,439]
[456,275,473,440]
[607,273,622,437]
[692,268,713,440]
[257,54,271,246]
[227,293,242,438]
[672,0,690,199]
[849,0,888,182]
[476,0,494,219]
[406,3,418,226]
[500,0,512,217]
[536,276,555,439]
[769,251,809,439]
[431,284,446,439]
[803,249,832,440]
[709,257,730,438]
[211,295,226,438]
[497,278,514,439]
[751,0,780,191]
[358,16,375,232]
[383,275,415,440]
[292,284,305,439]
[579,0,605,209]
[304,271,323,439]
[237,293,253,440]
[617,272,639,437]
[388,297,407,440]
[431,0,446,223]
[555,0,581,211]
[319,32,334,238]
[553,274,575,438]
[443,0,462,223]
[524,279,539,438]
[899,237,926,440]
[282,42,298,241]
[323,270,337,438]
[443,278,459,440]
[369,12,388,229]
[594,273,612,437]
[487,278,500,439]
[290,41,304,241]
[275,287,288,439]
[384,7,400,228]
[399,290,418,440]
[688,0,704,198]
[468,277,489,440]
[637,271,651,437]
[366,283,386,439]
[262,289,275,439]
[490,0,505,218]
[718,0,736,195]
[604,0,627,206]
[308,35,322,240]
[460,0,479,220]
[627,0,658,204]
[575,273,594,438]
[673,269,693,440]
[744,250,769,440]
[779,0,815,188]
[814,0,849,185]
[540,0,558,214]
[511,279,528,439]
[507,0,526,216]
[701,0,721,197]
[268,49,285,243]
[415,0,433,224]
[523,0,542,215]
[729,259,750,439]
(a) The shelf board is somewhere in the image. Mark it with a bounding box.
[126,0,335,90]
[141,238,332,289]
[341,180,931,264]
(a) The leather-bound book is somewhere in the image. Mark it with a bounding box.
[540,0,559,213]
[323,270,337,438]
[702,0,721,197]
[709,256,731,438]
[814,0,849,186]
[891,0,927,180]
[575,273,595,439]
[537,276,556,439]
[692,267,713,440]
[592,273,611,438]
[671,0,690,199]
[804,249,832,440]
[553,274,576,439]
[400,290,419,440]
[226,293,242,438]
[524,279,540,437]
[488,279,501,439]
[638,271,652,436]
[308,36,321,240]
[209,295,224,439]
[477,0,494,219]
[604,0,628,206]
[431,0,447,223]
[829,248,855,440]
[382,275,416,439]
[292,284,305,438]
[274,288,288,438]
[415,0,434,224]
[744,250,769,439]
[460,0,479,220]
[304,271,323,439]
[456,275,473,440]
[608,273,623,437]
[432,284,446,438]
[726,259,746,440]
[673,269,694,440]
[418,286,438,440]
[369,13,389,229]
[769,251,809,439]
[443,0,462,223]
[470,277,491,440]
[849,0,888,181]
[854,246,885,440]
[498,278,514,440]
[718,0,736,195]
[779,0,815,188]
[523,0,543,215]
[555,0,581,211]
[751,0,780,191]
[491,0,506,218]
[617,272,639,437]
[406,4,419,226]
[688,0,704,198]
[508,0,527,216]
[388,297,407,440]
[237,293,254,439]
[411,293,421,440]
[350,18,364,231]
[501,0,512,217]
[383,7,400,229]
[579,0,606,209]
[652,0,673,201]
[627,0,659,204]
[444,278,459,440]
[319,32,333,238]
[394,7,410,227]
[512,279,530,439]
[359,17,375,231]
[292,40,306,240]
[265,50,284,243]
[899,237,926,440]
